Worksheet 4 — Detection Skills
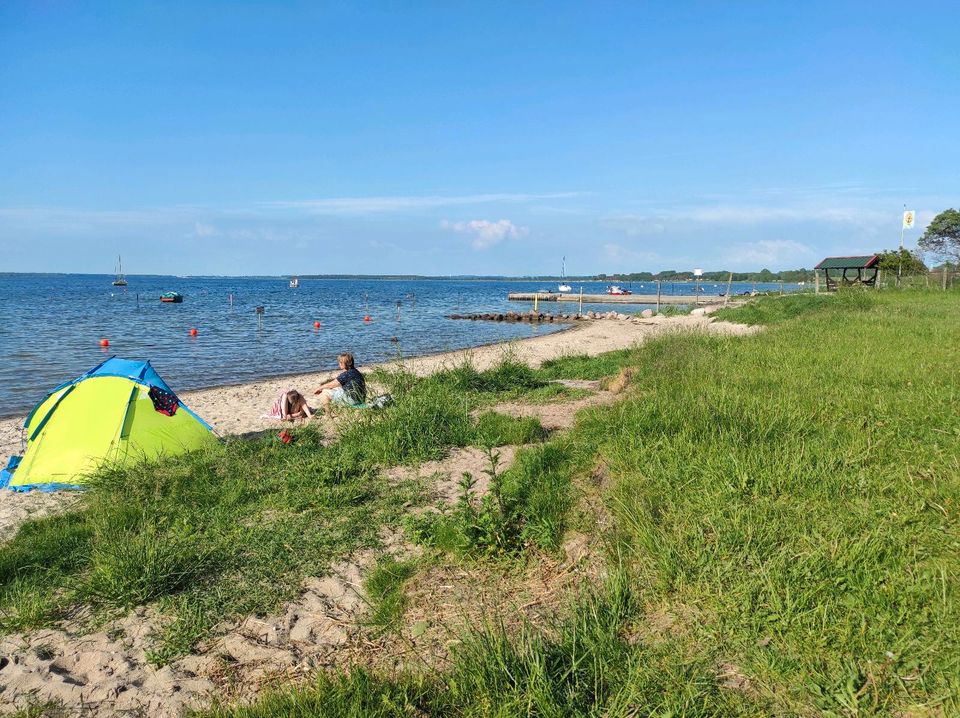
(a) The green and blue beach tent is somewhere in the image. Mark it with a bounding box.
[1,357,214,492]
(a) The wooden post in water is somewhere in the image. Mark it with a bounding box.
[579,286,583,315]
[779,280,784,295]
[534,293,539,312]
[723,273,733,307]
[656,281,661,313]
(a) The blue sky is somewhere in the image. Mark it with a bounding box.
[1,2,958,276]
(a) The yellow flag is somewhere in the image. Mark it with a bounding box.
[903,210,915,229]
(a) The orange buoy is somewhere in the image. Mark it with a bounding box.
[363,315,371,322]
[99,338,110,347]
[189,328,198,337]
[313,320,321,329]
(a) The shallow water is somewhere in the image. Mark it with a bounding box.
[0,274,797,416]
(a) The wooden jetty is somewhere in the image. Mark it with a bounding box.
[507,292,719,305]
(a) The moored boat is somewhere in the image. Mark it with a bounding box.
[160,292,184,303]
[607,285,632,295]
[112,256,128,286]
[558,256,572,292]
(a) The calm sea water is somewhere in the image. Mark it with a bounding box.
[0,274,800,417]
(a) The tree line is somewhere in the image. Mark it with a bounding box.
[598,209,960,282]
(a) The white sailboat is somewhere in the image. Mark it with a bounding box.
[112,256,128,286]
[558,256,572,292]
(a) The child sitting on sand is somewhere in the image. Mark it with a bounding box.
[263,389,314,421]
[313,352,367,415]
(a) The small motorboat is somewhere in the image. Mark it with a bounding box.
[160,292,184,303]
[289,277,300,288]
[607,285,632,295]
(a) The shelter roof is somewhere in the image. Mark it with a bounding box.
[815,255,880,270]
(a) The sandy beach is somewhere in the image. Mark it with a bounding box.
[0,311,757,537]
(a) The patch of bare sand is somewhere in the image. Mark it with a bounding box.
[0,607,213,717]
[0,551,386,716]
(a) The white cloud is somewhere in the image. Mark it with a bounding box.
[723,240,816,267]
[266,192,582,215]
[192,222,218,237]
[441,219,528,249]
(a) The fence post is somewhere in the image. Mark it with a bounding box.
[943,266,948,291]
[815,271,820,294]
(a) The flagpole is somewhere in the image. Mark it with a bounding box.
[897,203,905,288]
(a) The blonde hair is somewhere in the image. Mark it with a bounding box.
[338,353,355,369]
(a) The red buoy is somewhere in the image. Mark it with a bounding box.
[189,328,198,337]
[363,315,371,322]
[99,338,110,347]
[313,321,321,329]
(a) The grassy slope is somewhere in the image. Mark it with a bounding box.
[204,291,960,717]
[0,360,549,662]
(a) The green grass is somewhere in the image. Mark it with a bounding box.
[537,348,637,380]
[374,356,584,408]
[204,291,960,716]
[714,287,871,325]
[363,555,419,633]
[471,411,547,448]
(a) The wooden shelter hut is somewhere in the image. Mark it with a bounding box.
[814,255,880,291]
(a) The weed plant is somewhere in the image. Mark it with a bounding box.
[405,437,590,558]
